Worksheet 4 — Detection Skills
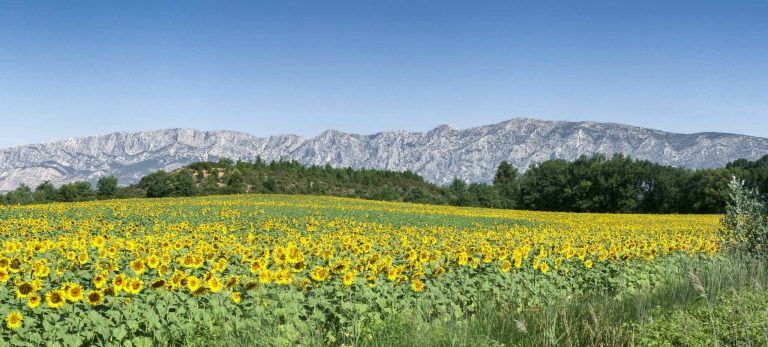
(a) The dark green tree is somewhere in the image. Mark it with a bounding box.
[172,170,199,197]
[97,176,119,199]
[223,169,246,194]
[493,160,519,208]
[139,171,173,198]
[58,181,94,202]
[5,184,33,204]
[33,181,58,203]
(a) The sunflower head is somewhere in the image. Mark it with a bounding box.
[191,286,208,297]
[130,259,146,275]
[224,276,239,288]
[342,272,356,286]
[85,290,103,306]
[150,279,166,290]
[66,284,84,302]
[16,282,34,298]
[244,281,258,291]
[5,311,23,330]
[411,279,425,293]
[186,276,201,291]
[46,290,66,309]
[27,293,42,309]
[126,278,144,295]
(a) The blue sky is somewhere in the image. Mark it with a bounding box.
[1,1,766,148]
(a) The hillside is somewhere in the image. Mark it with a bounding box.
[133,159,449,204]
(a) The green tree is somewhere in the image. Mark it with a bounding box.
[172,170,199,197]
[58,181,94,202]
[5,184,34,204]
[33,181,58,203]
[224,169,246,194]
[139,171,173,198]
[97,176,119,199]
[519,159,571,211]
[493,160,519,208]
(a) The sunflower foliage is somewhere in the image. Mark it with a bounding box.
[722,175,768,257]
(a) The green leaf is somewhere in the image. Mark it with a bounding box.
[113,326,128,341]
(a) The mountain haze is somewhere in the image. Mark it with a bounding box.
[2,118,767,191]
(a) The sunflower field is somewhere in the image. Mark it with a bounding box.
[0,195,722,346]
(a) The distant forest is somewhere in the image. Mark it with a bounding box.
[2,154,768,214]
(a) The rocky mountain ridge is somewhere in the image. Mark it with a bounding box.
[2,117,767,191]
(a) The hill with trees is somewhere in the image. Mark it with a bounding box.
[3,154,768,214]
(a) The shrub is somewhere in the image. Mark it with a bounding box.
[722,176,768,256]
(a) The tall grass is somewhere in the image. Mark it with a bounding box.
[361,252,768,347]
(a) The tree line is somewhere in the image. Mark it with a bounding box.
[2,154,767,214]
[0,158,449,205]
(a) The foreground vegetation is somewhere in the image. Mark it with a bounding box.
[1,192,746,346]
[3,153,768,214]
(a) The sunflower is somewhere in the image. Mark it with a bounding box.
[150,279,166,290]
[292,261,307,273]
[296,277,312,290]
[584,259,593,269]
[208,277,223,293]
[66,283,84,302]
[410,279,425,293]
[457,252,469,266]
[15,282,34,299]
[258,270,273,284]
[540,262,550,274]
[130,259,146,275]
[85,290,103,306]
[126,278,144,295]
[310,266,329,282]
[33,264,50,278]
[8,258,21,273]
[147,255,160,269]
[103,287,116,297]
[0,269,8,283]
[5,311,22,330]
[244,281,258,291]
[191,286,208,297]
[46,290,66,308]
[231,291,241,304]
[578,248,587,260]
[27,293,42,309]
[500,260,512,272]
[186,275,202,292]
[93,272,108,289]
[274,269,293,285]
[249,259,264,273]
[112,273,127,292]
[171,271,186,286]
[78,252,89,265]
[92,235,106,248]
[224,276,239,289]
[342,271,355,287]
[387,268,399,281]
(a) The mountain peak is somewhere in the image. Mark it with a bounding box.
[1,118,766,191]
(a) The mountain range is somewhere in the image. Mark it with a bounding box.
[1,117,767,191]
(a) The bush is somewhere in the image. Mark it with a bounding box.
[722,176,768,256]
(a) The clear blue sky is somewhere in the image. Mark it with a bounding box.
[1,1,766,148]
